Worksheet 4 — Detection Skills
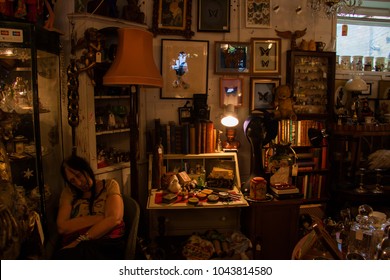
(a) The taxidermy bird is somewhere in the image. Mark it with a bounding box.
[275,28,307,50]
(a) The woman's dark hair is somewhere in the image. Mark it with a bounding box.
[60,155,97,214]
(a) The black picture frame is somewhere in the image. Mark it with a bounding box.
[198,0,230,32]
[151,0,194,39]
[250,77,280,111]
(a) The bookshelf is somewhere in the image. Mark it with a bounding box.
[278,50,336,204]
[264,119,329,202]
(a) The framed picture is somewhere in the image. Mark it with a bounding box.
[161,39,209,99]
[378,80,390,99]
[215,41,250,74]
[360,82,372,96]
[151,0,194,39]
[245,0,271,28]
[198,0,230,32]
[250,77,280,111]
[251,38,281,75]
[220,77,243,108]
[379,100,390,115]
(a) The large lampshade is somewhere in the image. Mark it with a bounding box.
[103,27,163,87]
[344,75,367,92]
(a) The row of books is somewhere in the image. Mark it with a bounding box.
[294,173,327,200]
[153,119,221,154]
[295,146,328,171]
[275,119,326,147]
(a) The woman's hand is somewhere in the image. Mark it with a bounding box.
[61,240,80,250]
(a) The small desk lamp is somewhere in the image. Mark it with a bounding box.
[221,104,239,127]
[103,27,163,202]
[221,104,240,150]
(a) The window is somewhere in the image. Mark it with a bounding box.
[336,5,390,60]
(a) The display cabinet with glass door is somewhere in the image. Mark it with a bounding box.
[286,50,336,120]
[0,20,63,249]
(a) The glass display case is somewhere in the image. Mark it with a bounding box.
[286,50,336,119]
[0,20,63,232]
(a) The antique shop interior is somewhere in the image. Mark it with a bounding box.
[1,0,390,260]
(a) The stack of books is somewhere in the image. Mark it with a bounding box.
[270,183,303,199]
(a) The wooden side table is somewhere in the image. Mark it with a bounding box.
[241,199,301,260]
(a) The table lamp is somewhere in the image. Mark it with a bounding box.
[344,75,367,121]
[103,27,163,202]
[221,104,240,151]
[221,104,239,127]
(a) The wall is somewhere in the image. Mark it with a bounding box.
[142,0,335,182]
[54,0,334,182]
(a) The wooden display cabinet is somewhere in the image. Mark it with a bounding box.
[286,50,336,120]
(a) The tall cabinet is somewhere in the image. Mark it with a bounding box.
[0,20,63,251]
[285,50,336,202]
[67,14,148,197]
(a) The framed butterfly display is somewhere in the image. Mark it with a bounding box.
[198,0,230,32]
[250,78,280,111]
[245,0,271,28]
[215,41,251,74]
[220,77,244,108]
[251,38,281,75]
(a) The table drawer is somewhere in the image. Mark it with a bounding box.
[149,208,241,238]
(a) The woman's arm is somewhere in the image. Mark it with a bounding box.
[82,180,124,240]
[56,197,104,235]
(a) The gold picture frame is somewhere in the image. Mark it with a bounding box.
[151,0,194,39]
[251,38,281,75]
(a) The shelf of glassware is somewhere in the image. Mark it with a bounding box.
[286,50,336,118]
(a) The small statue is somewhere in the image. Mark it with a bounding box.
[275,28,307,50]
[222,128,240,150]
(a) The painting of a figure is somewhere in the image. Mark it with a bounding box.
[160,0,185,29]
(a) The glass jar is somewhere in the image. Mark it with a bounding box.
[267,142,296,186]
[249,177,267,200]
[347,204,376,259]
